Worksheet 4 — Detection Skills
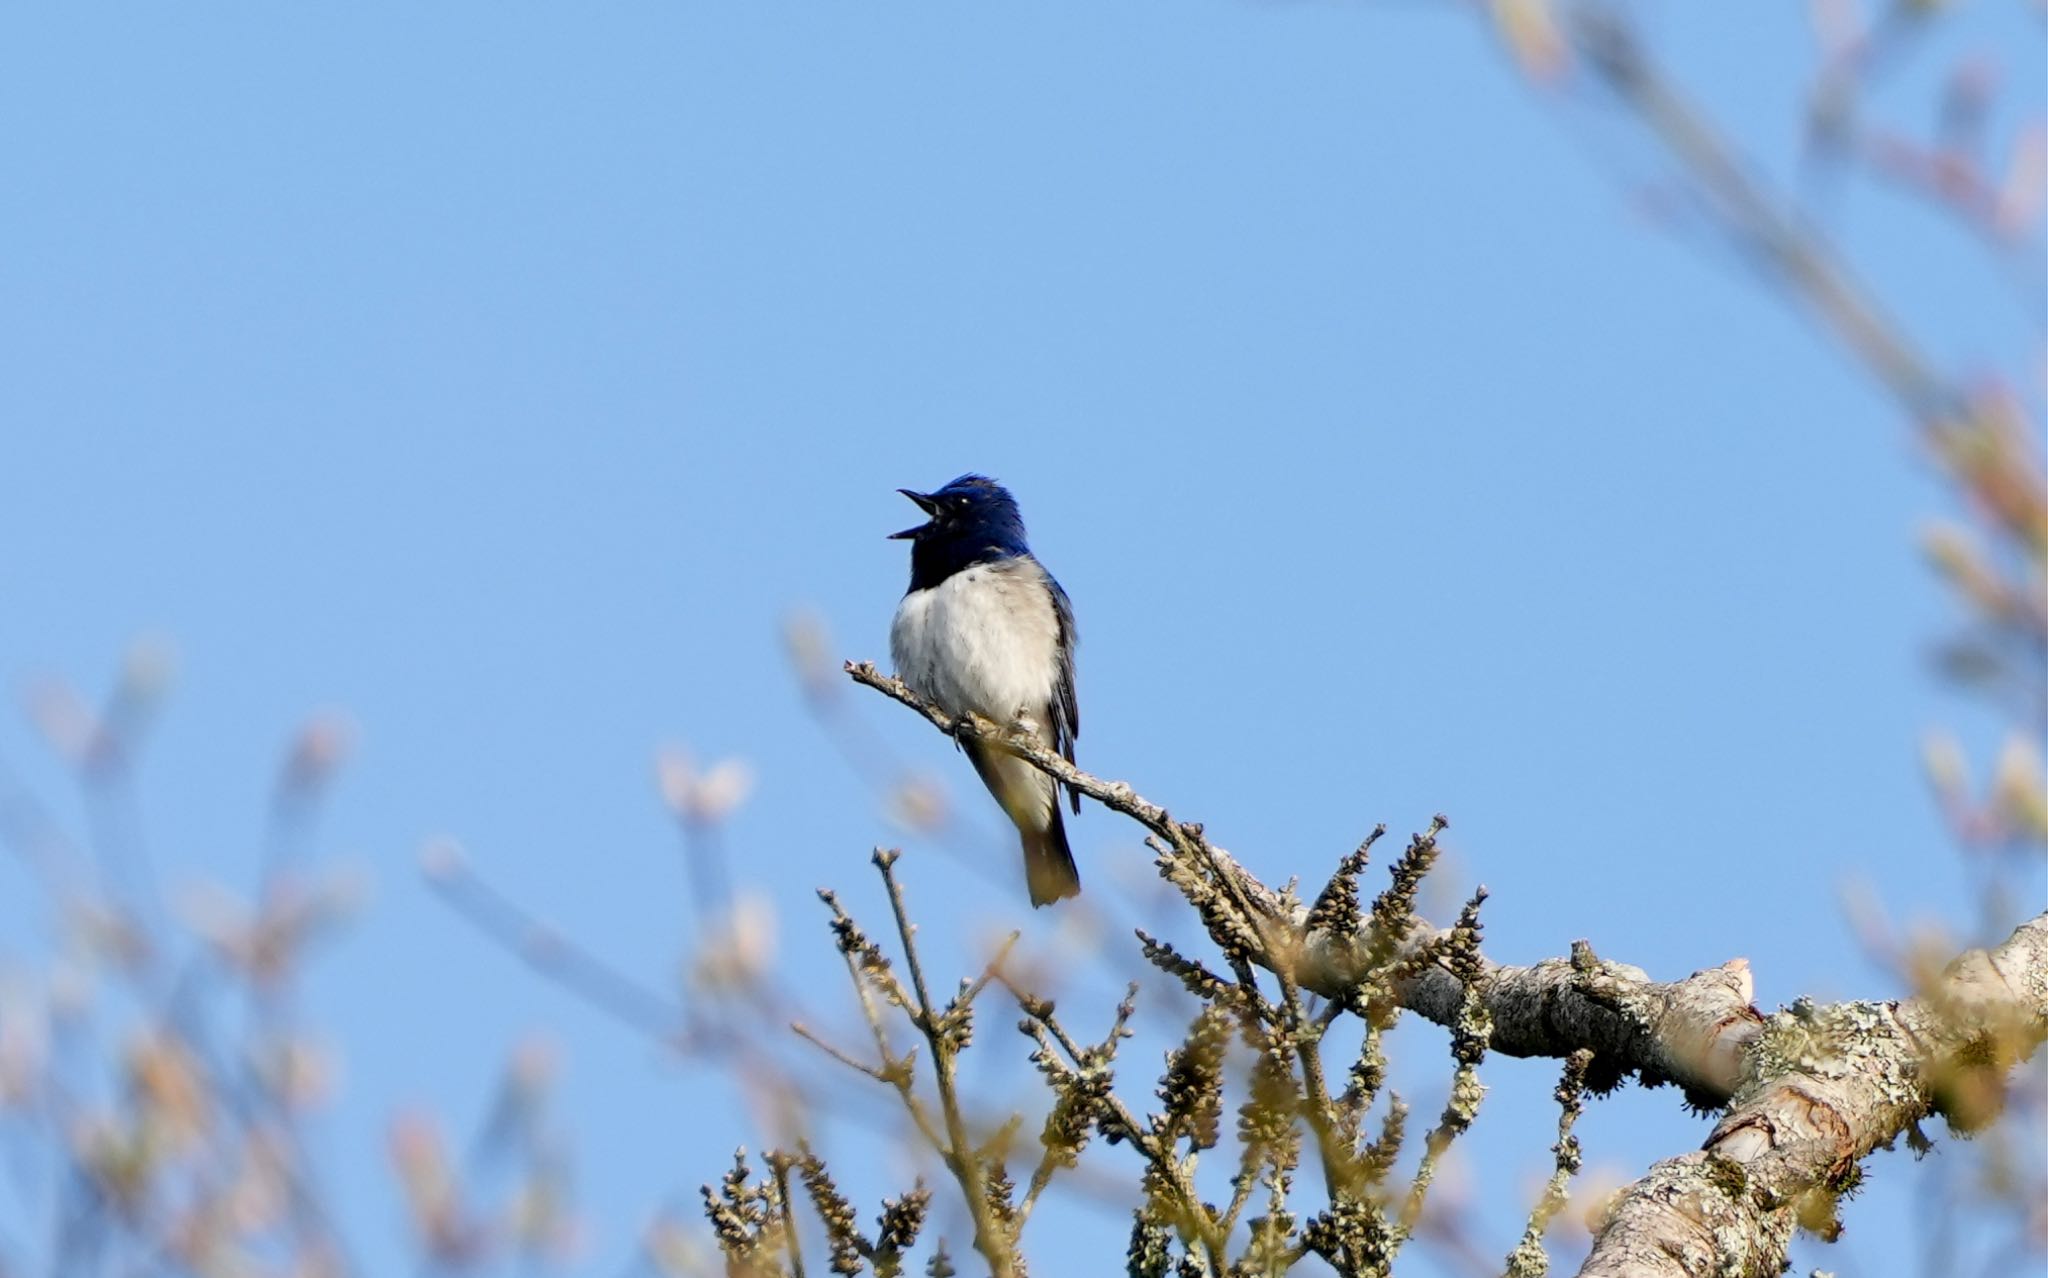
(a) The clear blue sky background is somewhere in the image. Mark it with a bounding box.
[1,4,2040,1277]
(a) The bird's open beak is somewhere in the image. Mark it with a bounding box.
[888,488,938,540]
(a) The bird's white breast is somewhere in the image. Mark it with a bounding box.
[891,559,1062,727]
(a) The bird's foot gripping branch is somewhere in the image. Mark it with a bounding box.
[699,661,2048,1278]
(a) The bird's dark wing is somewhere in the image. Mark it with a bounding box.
[1048,569,1080,815]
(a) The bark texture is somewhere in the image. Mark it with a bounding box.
[1303,922,1764,1105]
[1578,912,2048,1278]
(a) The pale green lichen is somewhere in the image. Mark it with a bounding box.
[1734,1001,1921,1123]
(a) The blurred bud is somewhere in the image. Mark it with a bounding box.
[1946,391,2048,553]
[1808,0,1864,59]
[181,880,253,959]
[24,677,100,765]
[655,749,692,812]
[887,774,948,833]
[1921,521,2004,616]
[224,1123,292,1236]
[187,873,362,987]
[73,1110,150,1212]
[390,1111,481,1263]
[317,864,372,919]
[781,610,839,703]
[1921,729,1969,803]
[0,975,45,1106]
[1997,125,2045,238]
[120,635,178,700]
[281,711,356,795]
[419,838,467,883]
[645,1211,709,1276]
[256,1035,336,1110]
[655,747,755,826]
[510,1166,579,1261]
[690,891,779,992]
[1574,1164,1631,1235]
[1991,735,2047,840]
[511,1036,559,1096]
[65,898,150,972]
[389,1112,444,1180]
[1491,0,1567,82]
[130,1031,210,1151]
[694,760,755,823]
[48,958,95,1021]
[1901,921,1959,998]
[167,1193,227,1270]
[1430,1143,1474,1208]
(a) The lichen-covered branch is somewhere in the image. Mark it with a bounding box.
[1577,912,2048,1278]
[849,661,1762,1102]
[846,661,2048,1275]
[1505,1050,1593,1278]
[801,855,1024,1276]
[1339,925,1764,1107]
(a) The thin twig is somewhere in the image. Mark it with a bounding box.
[769,1156,807,1278]
[872,849,1016,1278]
[1505,1050,1594,1278]
[790,1023,893,1083]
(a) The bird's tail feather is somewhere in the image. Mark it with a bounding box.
[1024,805,1080,908]
[964,740,1082,907]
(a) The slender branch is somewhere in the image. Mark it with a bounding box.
[1004,977,1139,1226]
[1010,993,1220,1260]
[1219,1163,1263,1243]
[1394,891,1493,1248]
[872,849,1016,1278]
[1505,1050,1594,1278]
[768,1156,807,1278]
[823,918,947,1156]
[790,1023,893,1083]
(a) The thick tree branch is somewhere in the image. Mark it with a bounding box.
[847,661,1762,1103]
[1349,925,1763,1106]
[1577,912,2048,1278]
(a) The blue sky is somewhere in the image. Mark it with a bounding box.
[1,4,2041,1276]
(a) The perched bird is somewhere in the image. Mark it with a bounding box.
[888,475,1081,906]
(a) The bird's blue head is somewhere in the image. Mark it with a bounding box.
[890,474,1032,592]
